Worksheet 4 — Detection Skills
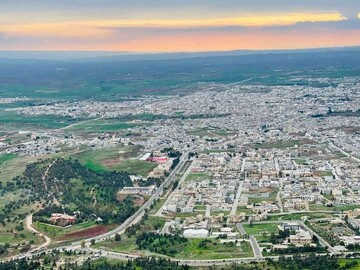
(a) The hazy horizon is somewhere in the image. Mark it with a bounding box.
[1,1,360,52]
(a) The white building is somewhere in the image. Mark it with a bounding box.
[183,229,209,238]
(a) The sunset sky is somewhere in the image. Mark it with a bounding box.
[1,0,360,52]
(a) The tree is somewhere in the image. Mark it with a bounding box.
[90,239,95,246]
[114,233,121,242]
[80,240,85,249]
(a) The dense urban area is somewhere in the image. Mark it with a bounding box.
[0,53,360,269]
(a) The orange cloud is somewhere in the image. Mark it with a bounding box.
[1,12,344,38]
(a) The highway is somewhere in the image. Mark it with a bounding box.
[154,158,193,217]
[5,152,190,262]
[71,152,190,246]
[2,149,346,265]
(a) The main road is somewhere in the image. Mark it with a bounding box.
[71,151,190,246]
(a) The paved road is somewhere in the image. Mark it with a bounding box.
[154,158,193,217]
[6,151,190,263]
[230,158,246,216]
[249,236,263,259]
[298,221,339,254]
[71,152,190,246]
[330,141,360,163]
[236,223,246,236]
[230,182,243,216]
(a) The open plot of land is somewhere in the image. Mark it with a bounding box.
[33,221,111,242]
[267,212,332,221]
[307,220,354,246]
[243,223,279,243]
[67,145,157,176]
[185,173,210,182]
[252,139,314,149]
[68,119,151,133]
[309,203,359,212]
[0,109,81,130]
[174,239,253,259]
[114,159,157,177]
[0,155,40,183]
[0,153,17,166]
[188,128,235,138]
[94,216,166,254]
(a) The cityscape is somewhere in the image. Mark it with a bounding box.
[1,1,360,270]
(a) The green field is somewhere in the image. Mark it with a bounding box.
[185,173,210,182]
[68,119,151,133]
[243,223,279,242]
[267,212,332,221]
[0,155,40,183]
[253,139,314,149]
[149,198,167,215]
[114,159,158,177]
[0,153,17,166]
[173,239,253,259]
[97,236,253,259]
[189,128,235,138]
[94,216,166,254]
[339,259,360,270]
[68,149,156,176]
[33,221,96,239]
[0,109,81,130]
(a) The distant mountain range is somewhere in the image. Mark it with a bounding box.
[1,46,360,62]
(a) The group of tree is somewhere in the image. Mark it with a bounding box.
[271,244,326,254]
[7,158,137,225]
[266,254,358,270]
[136,177,163,187]
[71,257,190,270]
[161,147,182,158]
[269,229,293,244]
[136,232,187,256]
[170,157,180,170]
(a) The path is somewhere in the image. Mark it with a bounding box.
[24,214,52,254]
[90,186,97,207]
[59,116,104,131]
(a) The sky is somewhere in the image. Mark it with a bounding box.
[1,0,360,52]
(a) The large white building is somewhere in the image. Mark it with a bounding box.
[183,229,209,238]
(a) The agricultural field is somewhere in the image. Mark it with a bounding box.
[0,108,82,130]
